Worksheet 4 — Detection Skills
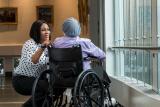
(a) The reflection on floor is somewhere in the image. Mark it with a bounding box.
[0,76,124,107]
[0,76,29,107]
[0,76,73,107]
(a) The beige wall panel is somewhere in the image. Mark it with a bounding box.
[0,0,7,6]
[53,0,79,39]
[0,0,79,73]
[0,0,78,44]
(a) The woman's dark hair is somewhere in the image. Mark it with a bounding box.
[29,20,51,44]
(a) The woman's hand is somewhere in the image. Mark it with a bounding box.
[31,40,51,64]
[42,40,51,47]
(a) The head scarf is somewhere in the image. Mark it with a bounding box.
[62,17,81,37]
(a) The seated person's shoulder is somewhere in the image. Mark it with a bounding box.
[80,38,91,43]
[54,36,64,42]
[79,38,94,46]
[54,37,62,41]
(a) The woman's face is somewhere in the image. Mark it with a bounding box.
[40,23,50,42]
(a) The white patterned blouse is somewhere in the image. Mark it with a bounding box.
[14,39,49,77]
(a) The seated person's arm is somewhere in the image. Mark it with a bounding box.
[83,39,106,60]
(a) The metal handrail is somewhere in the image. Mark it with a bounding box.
[111,46,160,50]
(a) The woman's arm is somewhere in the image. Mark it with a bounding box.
[31,40,50,64]
[31,47,45,64]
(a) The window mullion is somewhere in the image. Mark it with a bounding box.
[151,0,158,92]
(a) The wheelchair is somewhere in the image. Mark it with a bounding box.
[32,45,115,107]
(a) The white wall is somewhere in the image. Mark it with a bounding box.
[105,0,114,75]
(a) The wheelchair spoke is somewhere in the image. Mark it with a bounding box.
[32,70,54,107]
[83,87,102,106]
[41,96,51,107]
[77,89,102,107]
[74,71,104,107]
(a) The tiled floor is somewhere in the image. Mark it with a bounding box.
[0,76,29,107]
[0,76,71,107]
[0,76,124,107]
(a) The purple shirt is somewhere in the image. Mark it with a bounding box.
[53,36,106,71]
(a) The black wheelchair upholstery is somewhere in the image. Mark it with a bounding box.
[32,45,114,107]
[48,45,83,87]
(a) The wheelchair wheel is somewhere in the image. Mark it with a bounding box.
[73,69,104,107]
[32,70,53,107]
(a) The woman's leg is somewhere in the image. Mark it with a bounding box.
[12,75,35,107]
[12,75,35,95]
[12,74,51,107]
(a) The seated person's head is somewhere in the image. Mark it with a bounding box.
[62,17,81,37]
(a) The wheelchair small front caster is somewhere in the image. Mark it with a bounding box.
[104,97,117,107]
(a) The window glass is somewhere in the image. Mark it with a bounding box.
[113,0,152,86]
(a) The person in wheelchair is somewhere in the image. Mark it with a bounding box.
[12,20,51,107]
[52,17,106,71]
[50,17,112,106]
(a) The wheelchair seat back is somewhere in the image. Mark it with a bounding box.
[48,45,83,88]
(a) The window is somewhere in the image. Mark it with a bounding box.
[0,57,4,76]
[107,0,160,92]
